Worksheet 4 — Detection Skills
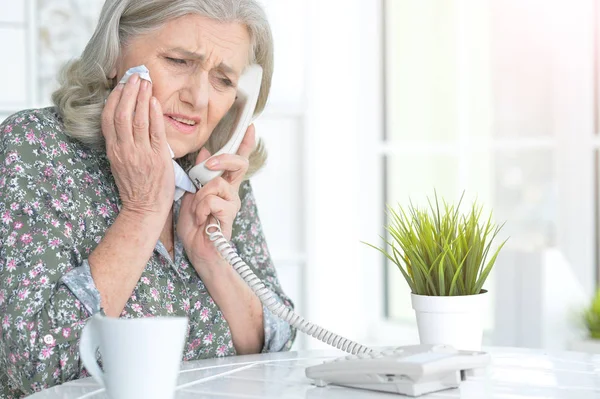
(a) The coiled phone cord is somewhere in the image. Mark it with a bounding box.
[205,221,378,356]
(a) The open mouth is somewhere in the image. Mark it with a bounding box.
[169,116,196,126]
[165,115,199,134]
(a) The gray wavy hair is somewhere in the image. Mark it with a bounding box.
[52,0,273,176]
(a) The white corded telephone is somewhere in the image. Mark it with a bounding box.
[124,64,491,397]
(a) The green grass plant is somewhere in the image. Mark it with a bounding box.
[365,192,507,296]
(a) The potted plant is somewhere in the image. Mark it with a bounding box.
[365,192,507,351]
[570,289,600,354]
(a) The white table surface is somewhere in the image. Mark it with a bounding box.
[24,346,600,398]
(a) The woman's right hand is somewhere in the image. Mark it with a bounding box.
[101,73,174,219]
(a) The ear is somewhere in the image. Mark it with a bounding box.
[108,55,122,79]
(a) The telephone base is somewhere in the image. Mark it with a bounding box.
[305,344,490,397]
[311,373,461,397]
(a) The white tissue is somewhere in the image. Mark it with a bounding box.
[119,65,197,201]
[119,65,152,84]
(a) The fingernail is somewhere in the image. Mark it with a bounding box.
[131,74,140,84]
[206,158,219,168]
[141,80,150,90]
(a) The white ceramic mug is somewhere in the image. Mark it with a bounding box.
[79,314,188,399]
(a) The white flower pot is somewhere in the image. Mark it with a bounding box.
[411,291,487,351]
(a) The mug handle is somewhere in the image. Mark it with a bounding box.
[79,313,105,386]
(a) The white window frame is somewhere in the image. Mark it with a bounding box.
[302,0,385,349]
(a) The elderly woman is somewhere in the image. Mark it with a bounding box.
[0,0,296,397]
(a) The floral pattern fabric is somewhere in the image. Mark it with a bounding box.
[0,108,296,399]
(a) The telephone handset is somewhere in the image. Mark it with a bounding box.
[187,64,263,189]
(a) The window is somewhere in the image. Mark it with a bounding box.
[378,0,596,347]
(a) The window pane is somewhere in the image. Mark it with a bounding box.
[385,1,458,142]
[0,28,27,107]
[489,0,557,138]
[38,0,104,103]
[386,153,459,203]
[491,149,557,250]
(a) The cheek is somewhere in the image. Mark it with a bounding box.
[144,65,180,103]
[208,95,236,126]
[150,80,175,104]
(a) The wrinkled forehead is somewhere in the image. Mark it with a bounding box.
[124,13,253,73]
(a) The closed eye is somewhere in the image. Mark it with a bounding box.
[166,57,187,66]
[221,77,233,87]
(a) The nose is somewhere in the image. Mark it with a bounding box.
[180,71,209,110]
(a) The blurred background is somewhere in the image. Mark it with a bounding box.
[0,0,598,352]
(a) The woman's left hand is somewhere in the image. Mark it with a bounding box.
[177,125,256,274]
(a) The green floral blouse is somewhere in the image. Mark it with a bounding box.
[0,107,296,398]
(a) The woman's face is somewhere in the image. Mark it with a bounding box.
[114,14,251,158]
